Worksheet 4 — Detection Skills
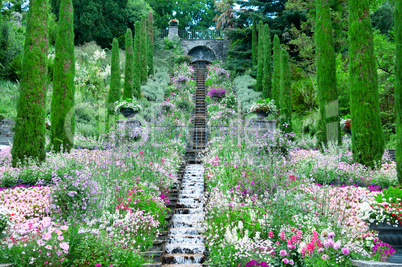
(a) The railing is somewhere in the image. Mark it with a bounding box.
[179,29,224,39]
[157,28,224,40]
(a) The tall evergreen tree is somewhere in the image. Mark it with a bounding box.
[147,11,154,76]
[123,28,134,99]
[280,49,292,133]
[272,34,281,105]
[133,21,141,99]
[255,20,264,92]
[262,24,271,99]
[51,0,75,153]
[349,0,384,168]
[315,0,340,149]
[252,18,258,67]
[395,0,402,183]
[106,38,121,132]
[140,16,148,83]
[11,0,48,166]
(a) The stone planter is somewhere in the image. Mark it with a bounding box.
[120,108,138,118]
[255,110,271,118]
[369,222,402,263]
[343,128,351,135]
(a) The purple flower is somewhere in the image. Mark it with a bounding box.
[341,247,350,255]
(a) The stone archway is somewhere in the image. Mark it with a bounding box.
[187,46,216,62]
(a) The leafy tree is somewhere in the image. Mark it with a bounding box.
[140,16,148,83]
[123,28,134,99]
[133,21,141,98]
[315,0,340,149]
[223,27,252,75]
[106,38,121,133]
[252,18,257,67]
[11,0,48,166]
[349,0,384,168]
[272,35,281,105]
[51,0,75,153]
[280,48,292,133]
[372,1,394,37]
[146,0,218,29]
[395,0,402,183]
[255,20,264,91]
[51,0,128,48]
[262,24,272,99]
[127,0,152,30]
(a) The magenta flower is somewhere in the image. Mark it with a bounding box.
[341,247,350,255]
[279,250,288,256]
[282,258,289,264]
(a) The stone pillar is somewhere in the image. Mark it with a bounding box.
[168,26,179,39]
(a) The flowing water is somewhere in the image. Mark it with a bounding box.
[162,164,205,266]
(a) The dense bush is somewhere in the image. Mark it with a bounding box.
[232,75,261,112]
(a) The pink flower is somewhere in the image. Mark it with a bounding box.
[43,232,52,241]
[59,242,69,251]
[280,250,288,257]
[57,236,64,241]
[36,239,45,246]
[333,241,341,250]
[341,247,349,255]
[327,232,335,239]
[289,260,294,265]
[288,174,296,181]
[60,225,68,231]
[237,143,241,148]
[282,258,289,264]
[45,245,52,250]
[321,254,329,260]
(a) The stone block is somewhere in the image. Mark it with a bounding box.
[352,260,402,267]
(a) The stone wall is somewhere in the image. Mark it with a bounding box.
[0,119,15,146]
[181,39,228,62]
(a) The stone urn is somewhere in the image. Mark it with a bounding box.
[120,108,138,118]
[369,222,402,263]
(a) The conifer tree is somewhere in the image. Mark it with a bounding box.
[11,0,49,166]
[123,28,134,99]
[106,38,121,133]
[280,49,292,133]
[255,21,264,92]
[147,11,154,76]
[395,0,402,183]
[133,21,141,99]
[252,18,258,67]
[316,0,340,149]
[262,24,271,99]
[349,0,384,168]
[50,0,75,153]
[272,35,281,105]
[140,16,148,83]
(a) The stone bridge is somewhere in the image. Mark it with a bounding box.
[167,27,229,63]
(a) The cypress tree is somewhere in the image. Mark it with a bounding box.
[315,0,340,149]
[252,18,258,67]
[255,21,264,92]
[147,11,154,76]
[50,0,75,153]
[123,28,134,99]
[106,38,121,133]
[349,0,384,168]
[280,49,292,133]
[262,24,272,99]
[272,35,281,105]
[11,0,49,166]
[140,16,148,83]
[395,0,402,183]
[133,21,141,99]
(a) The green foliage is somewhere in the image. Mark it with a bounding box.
[272,35,281,106]
[252,19,258,67]
[50,0,75,153]
[127,0,152,30]
[106,38,121,133]
[233,74,262,112]
[133,21,141,99]
[123,28,134,99]
[375,186,402,203]
[140,16,148,83]
[141,68,170,102]
[11,0,48,167]
[315,0,340,149]
[349,0,385,169]
[262,24,272,99]
[223,28,253,76]
[395,0,402,183]
[371,1,394,37]
[255,21,264,92]
[280,49,292,133]
[0,80,18,119]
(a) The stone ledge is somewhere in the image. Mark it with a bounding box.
[352,260,402,266]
